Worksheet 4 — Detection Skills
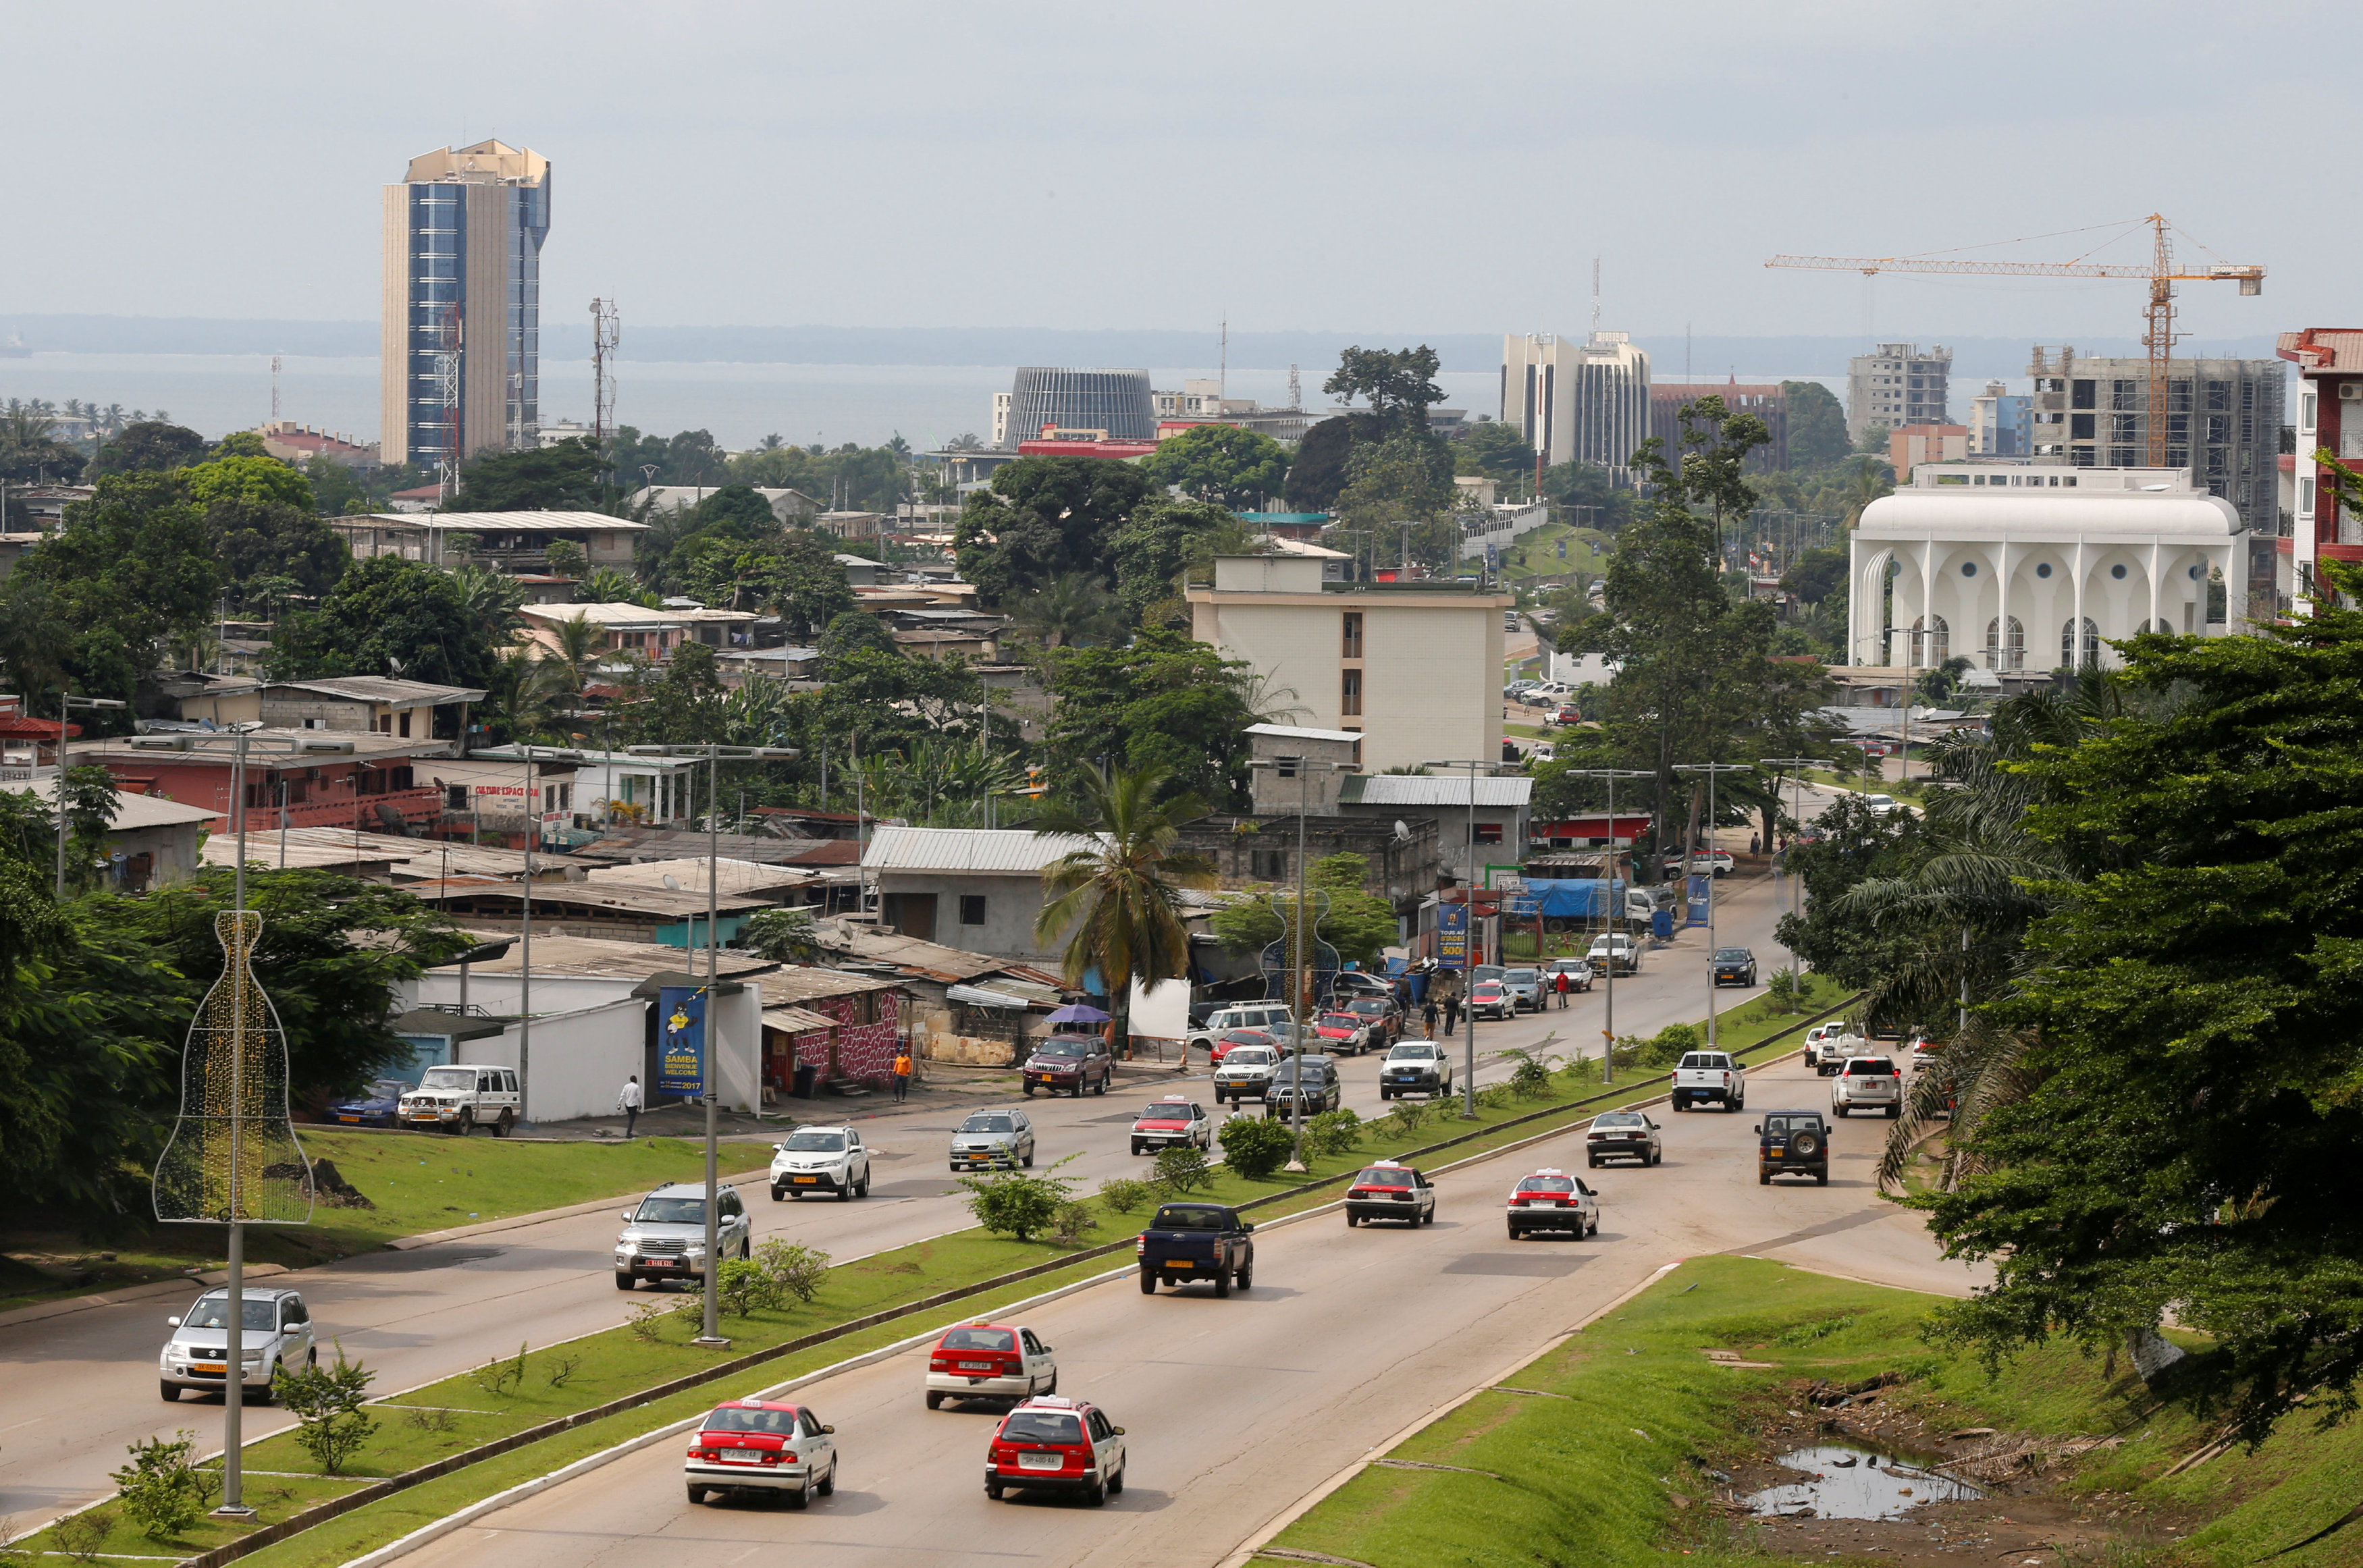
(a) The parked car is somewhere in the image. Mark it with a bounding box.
[397,1064,521,1137]
[684,1399,836,1509]
[925,1321,1057,1409]
[1756,1110,1831,1185]
[1344,1160,1436,1227]
[1584,1110,1662,1167]
[1467,981,1514,1021]
[1504,1169,1599,1239]
[327,1078,410,1129]
[159,1286,315,1403]
[1208,1027,1280,1065]
[1342,995,1399,1047]
[615,1181,752,1289]
[1136,1201,1255,1295]
[1188,1002,1293,1055]
[949,1110,1036,1171]
[1587,933,1641,975]
[1687,850,1736,877]
[1331,971,1396,1000]
[984,1395,1126,1505]
[1312,1010,1373,1055]
[1130,1098,1211,1157]
[769,1125,872,1201]
[1861,792,1908,818]
[1021,1034,1112,1098]
[1543,956,1595,992]
[1832,1056,1905,1118]
[1265,1055,1339,1116]
[1379,1040,1453,1100]
[1471,964,1507,985]
[1213,1043,1279,1105]
[1529,740,1558,763]
[1711,947,1758,988]
[1498,967,1545,1012]
[1803,1021,1866,1076]
[1671,1050,1745,1112]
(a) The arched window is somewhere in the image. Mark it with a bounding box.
[2061,616,2099,668]
[1985,615,2025,670]
[1909,615,1948,666]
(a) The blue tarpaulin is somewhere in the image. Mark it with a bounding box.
[1515,879,1629,919]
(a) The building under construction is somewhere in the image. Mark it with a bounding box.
[379,140,552,479]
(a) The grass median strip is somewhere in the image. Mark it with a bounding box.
[16,992,1857,1568]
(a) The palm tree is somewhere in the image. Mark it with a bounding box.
[542,612,605,703]
[1033,765,1217,1060]
[1838,454,1892,530]
[450,565,527,652]
[583,566,644,605]
[479,650,568,747]
[1007,573,1126,649]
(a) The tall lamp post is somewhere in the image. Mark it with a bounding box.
[1557,769,1651,1083]
[55,692,128,894]
[1758,758,1829,994]
[133,726,353,1516]
[1422,757,1504,1118]
[1674,762,1752,1050]
[1246,753,1346,1170]
[629,743,798,1347]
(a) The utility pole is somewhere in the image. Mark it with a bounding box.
[55,691,126,894]
[1675,763,1752,1049]
[1423,757,1503,1117]
[1758,758,1828,995]
[1559,769,1650,1082]
[1247,754,1344,1169]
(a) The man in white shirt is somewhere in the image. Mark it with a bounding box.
[617,1074,642,1137]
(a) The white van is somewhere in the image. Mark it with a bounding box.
[1188,1003,1294,1054]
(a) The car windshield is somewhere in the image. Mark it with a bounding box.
[633,1197,704,1224]
[1849,1058,1898,1074]
[1503,969,1539,983]
[1473,966,1504,981]
[1154,1205,1231,1231]
[1387,1045,1435,1060]
[1472,984,1503,997]
[702,1407,797,1435]
[961,1116,1014,1133]
[781,1131,845,1152]
[1348,999,1386,1014]
[1593,1113,1644,1128]
[1002,1410,1084,1444]
[1320,1014,1362,1029]
[182,1297,279,1331]
[1714,949,1751,962]
[1354,1167,1412,1187]
[418,1068,474,1091]
[1520,1177,1576,1193]
[1270,1062,1327,1083]
[940,1327,1017,1353]
[1223,1048,1273,1066]
[1138,1104,1192,1120]
[1765,1115,1819,1135]
[358,1080,406,1098]
[1032,1041,1085,1058]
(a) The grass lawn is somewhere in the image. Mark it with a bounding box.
[29,1470,373,1562]
[1,1134,774,1309]
[1262,1253,2363,1568]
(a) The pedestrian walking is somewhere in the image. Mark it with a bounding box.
[1442,992,1461,1035]
[616,1074,642,1137]
[1423,997,1439,1039]
[1749,832,1761,855]
[891,1048,913,1102]
[1554,969,1572,1009]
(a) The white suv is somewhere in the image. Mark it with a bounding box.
[160,1286,315,1403]
[1188,1003,1294,1055]
[1213,1044,1279,1105]
[398,1064,521,1137]
[1832,1056,1904,1118]
[769,1125,872,1201]
[615,1181,752,1289]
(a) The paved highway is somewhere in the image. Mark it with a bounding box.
[0,865,1817,1527]
[388,1049,1977,1568]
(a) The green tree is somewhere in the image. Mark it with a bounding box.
[207,497,351,604]
[1138,424,1290,509]
[543,537,587,580]
[111,1430,213,1540]
[1332,429,1458,557]
[1781,545,1847,604]
[303,456,373,516]
[1324,345,1447,429]
[271,1348,379,1475]
[1033,766,1216,1054]
[15,472,221,707]
[954,456,1147,606]
[1782,380,1851,468]
[1006,573,1125,649]
[88,421,207,477]
[448,437,605,512]
[1280,414,1380,512]
[1207,853,1400,966]
[817,610,901,664]
[743,535,855,639]
[185,454,313,512]
[0,406,89,485]
[1109,498,1251,621]
[1457,419,1535,487]
[1041,629,1263,808]
[1542,460,1639,534]
[957,1156,1081,1243]
[266,555,502,695]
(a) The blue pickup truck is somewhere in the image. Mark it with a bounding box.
[1136,1202,1255,1297]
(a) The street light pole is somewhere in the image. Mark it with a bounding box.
[1758,759,1829,995]
[1246,754,1344,1171]
[1674,762,1751,1050]
[1423,757,1502,1118]
[1558,768,1651,1083]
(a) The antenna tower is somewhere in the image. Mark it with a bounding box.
[435,302,463,501]
[590,298,619,451]
[270,354,281,424]
[1288,362,1301,411]
[1590,259,1601,338]
[1219,317,1228,401]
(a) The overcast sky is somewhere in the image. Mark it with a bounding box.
[8,1,2347,346]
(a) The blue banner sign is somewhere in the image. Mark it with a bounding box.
[657,985,708,1098]
[1437,902,1470,969]
[1685,874,1711,927]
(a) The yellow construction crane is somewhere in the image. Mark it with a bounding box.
[1766,216,2264,466]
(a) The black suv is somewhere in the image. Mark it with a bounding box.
[1264,1055,1338,1118]
[1755,1110,1829,1186]
[1712,947,1758,988]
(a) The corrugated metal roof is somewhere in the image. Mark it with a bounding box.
[1244,723,1364,745]
[862,826,1099,874]
[585,857,819,895]
[354,510,650,531]
[262,676,486,705]
[1337,774,1533,807]
[762,1005,838,1034]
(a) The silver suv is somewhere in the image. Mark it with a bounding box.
[1499,967,1545,1012]
[614,1181,751,1289]
[160,1286,315,1403]
[769,1125,872,1201]
[398,1064,521,1137]
[950,1110,1036,1172]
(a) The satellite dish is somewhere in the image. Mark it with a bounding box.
[1394,819,1412,841]
[662,874,681,890]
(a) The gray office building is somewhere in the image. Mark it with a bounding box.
[1847,342,1953,447]
[1001,367,1154,449]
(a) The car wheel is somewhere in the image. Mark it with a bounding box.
[1096,1073,1109,1096]
[1084,1476,1107,1507]
[837,1181,851,1201]
[1379,1088,1391,1101]
[1758,1167,1772,1185]
[1886,1104,1901,1120]
[687,1485,706,1506]
[494,1112,513,1138]
[1587,1157,1599,1168]
[1835,1104,1849,1117]
[454,1110,475,1137]
[161,1382,181,1401]
[1815,1170,1829,1186]
[1109,1463,1125,1496]
[1139,1269,1157,1293]
[926,1391,944,1410]
[616,1272,637,1289]
[785,1485,809,1511]
[1506,1223,1520,1240]
[856,1172,870,1197]
[1235,1267,1250,1291]
[1022,1085,1034,1097]
[1421,1207,1434,1226]
[986,1482,1005,1500]
[1214,1269,1230,1298]
[1131,1141,1143,1157]
[817,1460,835,1497]
[1345,1211,1358,1227]
[1021,1145,1034,1168]
[770,1185,787,1202]
[739,1237,751,1260]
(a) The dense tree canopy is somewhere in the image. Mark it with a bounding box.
[7,472,221,711]
[1208,853,1400,965]
[1108,498,1246,620]
[1,406,88,486]
[954,456,1147,607]
[1137,424,1290,510]
[448,437,606,512]
[1456,420,1536,487]
[1041,628,1260,808]
[1279,414,1377,513]
[266,555,502,695]
[1324,345,1447,429]
[89,421,208,477]
[1781,380,1852,469]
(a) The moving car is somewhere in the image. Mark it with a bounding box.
[1213,1043,1279,1104]
[1671,1050,1745,1112]
[615,1182,752,1288]
[1188,1002,1293,1055]
[1504,1169,1599,1239]
[159,1286,315,1403]
[1803,1021,1866,1076]
[1207,1027,1279,1066]
[684,1399,836,1509]
[1831,1056,1904,1118]
[1342,994,1400,1047]
[1467,981,1514,1021]
[984,1395,1125,1505]
[1130,1098,1211,1157]
[1499,967,1545,1012]
[925,1321,1057,1408]
[1264,1054,1339,1116]
[327,1078,410,1129]
[1711,947,1758,988]
[1136,1201,1255,1295]
[1379,1040,1452,1100]
[1331,971,1396,1001]
[1312,1010,1373,1055]
[1756,1110,1830,1185]
[398,1064,521,1137]
[1584,1110,1662,1167]
[949,1110,1036,1171]
[1021,1035,1112,1098]
[1587,933,1640,976]
[1343,1160,1435,1226]
[769,1125,872,1201]
[1543,956,1595,993]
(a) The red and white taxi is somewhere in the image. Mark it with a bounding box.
[1128,1098,1211,1158]
[1343,1160,1435,1227]
[683,1399,837,1508]
[924,1320,1059,1409]
[984,1395,1127,1505]
[1504,1168,1599,1240]
[1312,1011,1373,1054]
[1207,1027,1279,1065]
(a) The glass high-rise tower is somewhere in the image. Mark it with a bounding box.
[379,140,550,478]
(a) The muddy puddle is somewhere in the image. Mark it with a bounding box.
[1745,1440,1984,1520]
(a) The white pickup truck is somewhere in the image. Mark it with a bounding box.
[1803,1022,1867,1077]
[1670,1050,1745,1112]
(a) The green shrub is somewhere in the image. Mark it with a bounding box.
[754,1238,831,1303]
[957,1154,1080,1241]
[273,1346,379,1475]
[1048,1201,1097,1247]
[1501,1048,1556,1098]
[714,1257,785,1318]
[1218,1114,1296,1180]
[1386,1098,1431,1135]
[1639,1021,1701,1066]
[50,1509,113,1563]
[109,1432,213,1540]
[1097,1177,1153,1214]
[1304,1107,1363,1158]
[469,1343,527,1397]
[1153,1144,1213,1195]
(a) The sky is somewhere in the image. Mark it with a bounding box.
[7,1,2354,348]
